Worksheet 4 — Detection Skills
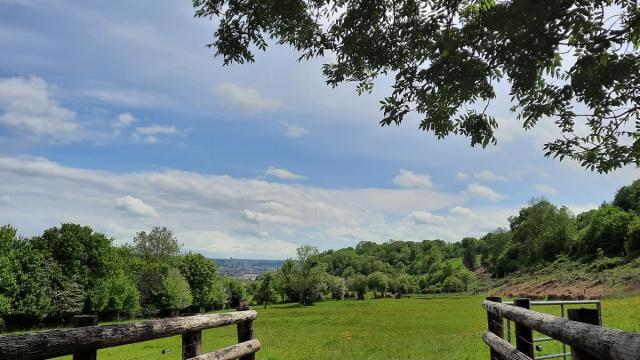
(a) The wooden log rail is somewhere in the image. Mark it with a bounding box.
[0,309,259,360]
[483,297,640,360]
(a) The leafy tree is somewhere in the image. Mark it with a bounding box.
[442,276,465,293]
[508,199,576,266]
[133,227,181,262]
[180,252,224,311]
[347,274,368,300]
[89,270,140,319]
[193,0,640,172]
[10,243,52,324]
[293,245,327,305]
[461,237,478,270]
[274,259,297,303]
[578,204,636,257]
[31,224,114,291]
[627,217,640,255]
[614,179,640,213]
[327,276,347,300]
[156,268,192,314]
[226,278,246,308]
[254,272,277,308]
[0,226,17,329]
[367,271,389,298]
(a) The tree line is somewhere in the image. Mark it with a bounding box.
[475,179,640,277]
[0,225,246,331]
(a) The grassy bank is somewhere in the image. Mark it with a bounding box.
[52,294,640,360]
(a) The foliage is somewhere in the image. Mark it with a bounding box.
[254,272,277,308]
[88,270,140,319]
[292,245,327,305]
[193,0,640,172]
[179,252,225,311]
[614,179,640,214]
[133,227,181,262]
[577,204,636,258]
[156,268,192,313]
[226,278,246,309]
[346,274,369,300]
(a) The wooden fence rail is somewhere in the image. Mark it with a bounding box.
[0,309,259,360]
[483,297,640,360]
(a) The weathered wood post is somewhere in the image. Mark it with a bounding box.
[514,298,534,358]
[72,315,98,360]
[182,328,202,360]
[568,308,600,360]
[236,300,255,360]
[486,296,504,360]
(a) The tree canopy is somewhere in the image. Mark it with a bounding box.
[192,0,640,172]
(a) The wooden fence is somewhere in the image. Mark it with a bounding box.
[483,297,640,360]
[0,307,260,360]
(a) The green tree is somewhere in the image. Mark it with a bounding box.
[179,253,224,312]
[367,271,389,298]
[32,224,114,292]
[226,278,246,308]
[133,227,181,262]
[627,217,640,255]
[347,274,368,300]
[254,272,277,308]
[156,268,192,314]
[0,226,17,329]
[293,245,327,306]
[461,237,478,270]
[89,270,140,319]
[578,204,636,258]
[274,259,298,303]
[508,199,576,267]
[10,243,52,323]
[193,0,640,172]
[614,180,640,213]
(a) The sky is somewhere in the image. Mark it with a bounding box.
[0,0,637,259]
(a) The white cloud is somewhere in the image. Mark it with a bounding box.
[281,121,309,138]
[0,195,9,205]
[0,76,79,140]
[242,209,295,225]
[114,113,135,128]
[265,166,306,180]
[214,82,281,110]
[85,89,167,107]
[474,170,508,182]
[133,124,180,144]
[533,184,559,195]
[408,211,445,225]
[448,206,475,218]
[393,169,433,189]
[466,183,506,202]
[457,172,470,181]
[114,195,158,217]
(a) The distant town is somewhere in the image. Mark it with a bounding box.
[213,258,284,280]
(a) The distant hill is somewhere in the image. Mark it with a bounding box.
[213,258,284,280]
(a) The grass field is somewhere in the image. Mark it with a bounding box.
[53,295,640,360]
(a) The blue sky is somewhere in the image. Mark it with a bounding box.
[0,0,637,259]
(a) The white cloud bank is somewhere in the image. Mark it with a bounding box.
[466,183,507,202]
[215,82,281,111]
[0,155,521,258]
[393,169,433,189]
[0,76,79,140]
[265,166,306,180]
[114,195,158,218]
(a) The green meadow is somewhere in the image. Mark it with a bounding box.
[53,294,640,360]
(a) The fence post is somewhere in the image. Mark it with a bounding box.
[514,298,534,358]
[486,296,504,360]
[237,301,255,360]
[72,315,98,360]
[182,329,202,360]
[567,308,600,360]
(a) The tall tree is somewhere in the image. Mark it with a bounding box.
[179,252,225,311]
[254,272,277,308]
[133,227,181,262]
[193,0,640,172]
